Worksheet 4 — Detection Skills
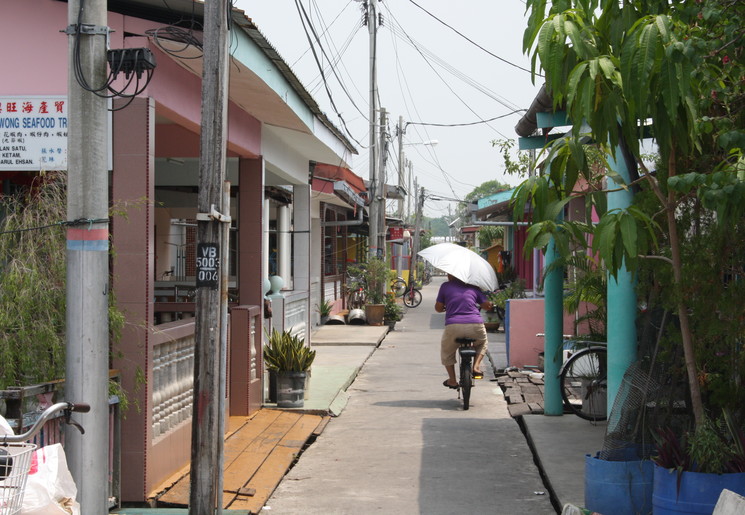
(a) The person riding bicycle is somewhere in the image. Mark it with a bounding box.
[435,274,492,389]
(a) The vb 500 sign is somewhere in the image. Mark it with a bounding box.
[196,243,220,289]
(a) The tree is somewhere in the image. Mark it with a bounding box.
[516,0,745,428]
[455,179,513,238]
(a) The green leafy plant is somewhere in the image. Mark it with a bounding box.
[263,329,315,372]
[383,293,403,322]
[315,298,332,318]
[0,173,132,412]
[517,0,745,429]
[488,278,526,311]
[362,257,390,305]
[654,411,745,474]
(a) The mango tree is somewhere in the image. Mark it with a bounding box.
[514,0,744,428]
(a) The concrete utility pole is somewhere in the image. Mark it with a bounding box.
[65,0,110,512]
[397,116,405,220]
[377,107,388,259]
[367,0,379,260]
[190,0,230,511]
[409,186,425,284]
[407,160,413,223]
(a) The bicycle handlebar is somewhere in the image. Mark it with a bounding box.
[1,401,90,443]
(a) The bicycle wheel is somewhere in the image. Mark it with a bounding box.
[560,347,607,421]
[460,356,473,410]
[391,278,407,297]
[402,288,422,308]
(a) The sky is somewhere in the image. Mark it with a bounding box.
[233,0,542,217]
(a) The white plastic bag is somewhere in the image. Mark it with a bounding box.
[0,415,12,436]
[21,444,80,515]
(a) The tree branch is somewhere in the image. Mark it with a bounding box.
[639,254,674,265]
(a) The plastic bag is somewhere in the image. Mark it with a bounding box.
[0,415,12,436]
[21,444,80,515]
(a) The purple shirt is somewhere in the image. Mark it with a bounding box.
[436,279,487,325]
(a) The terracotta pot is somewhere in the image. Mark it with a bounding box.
[364,304,385,326]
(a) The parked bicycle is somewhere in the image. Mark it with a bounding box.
[401,283,422,308]
[455,337,477,410]
[390,276,407,297]
[345,264,367,309]
[559,340,607,421]
[0,401,90,515]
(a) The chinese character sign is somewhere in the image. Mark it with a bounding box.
[0,96,68,171]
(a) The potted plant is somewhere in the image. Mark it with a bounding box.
[263,329,316,408]
[485,278,526,332]
[361,257,390,326]
[652,411,745,514]
[383,293,403,329]
[315,298,332,325]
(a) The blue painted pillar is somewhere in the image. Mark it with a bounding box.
[606,146,637,416]
[543,236,564,415]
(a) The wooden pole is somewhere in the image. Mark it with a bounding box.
[190,0,230,512]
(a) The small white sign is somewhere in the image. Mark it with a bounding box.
[0,96,68,171]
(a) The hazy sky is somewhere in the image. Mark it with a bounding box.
[234,0,542,216]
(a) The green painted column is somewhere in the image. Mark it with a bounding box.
[606,146,637,417]
[543,236,564,415]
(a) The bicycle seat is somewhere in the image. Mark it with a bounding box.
[455,337,477,345]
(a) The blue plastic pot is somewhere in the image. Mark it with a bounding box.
[652,464,745,514]
[585,453,654,515]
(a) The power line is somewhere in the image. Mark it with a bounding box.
[292,0,366,147]
[407,0,539,76]
[384,13,513,141]
[295,0,368,120]
[406,109,527,128]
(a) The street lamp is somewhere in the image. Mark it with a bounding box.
[404,139,439,146]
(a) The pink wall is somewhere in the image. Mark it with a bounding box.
[3,0,69,94]
[507,298,593,368]
[3,1,261,158]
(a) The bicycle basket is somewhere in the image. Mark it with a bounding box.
[0,443,36,515]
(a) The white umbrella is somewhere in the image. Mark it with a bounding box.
[418,243,498,291]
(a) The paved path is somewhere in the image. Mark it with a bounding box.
[263,279,553,514]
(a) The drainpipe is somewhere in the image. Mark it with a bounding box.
[320,207,364,227]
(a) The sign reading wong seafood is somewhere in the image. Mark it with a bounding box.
[0,96,69,171]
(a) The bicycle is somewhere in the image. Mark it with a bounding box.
[346,283,367,309]
[401,283,422,308]
[0,401,89,515]
[559,340,607,421]
[390,276,407,297]
[455,337,477,410]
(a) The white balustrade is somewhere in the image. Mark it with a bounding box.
[152,333,195,438]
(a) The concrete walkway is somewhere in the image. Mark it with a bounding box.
[263,279,555,514]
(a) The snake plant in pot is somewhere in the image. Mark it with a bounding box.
[264,329,316,408]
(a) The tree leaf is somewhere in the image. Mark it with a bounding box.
[619,211,638,257]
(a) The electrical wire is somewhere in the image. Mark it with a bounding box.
[293,0,366,147]
[296,0,367,119]
[0,218,109,236]
[385,21,521,115]
[406,0,539,76]
[381,10,461,200]
[70,0,156,111]
[406,109,527,128]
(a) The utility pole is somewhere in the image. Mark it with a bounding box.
[65,1,109,511]
[367,0,379,260]
[407,160,413,223]
[397,116,405,220]
[409,186,425,285]
[190,0,230,511]
[377,107,388,259]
